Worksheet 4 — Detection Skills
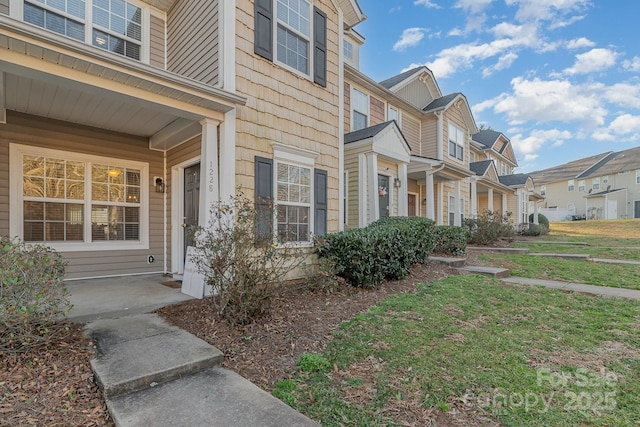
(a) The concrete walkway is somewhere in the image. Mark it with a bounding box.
[503,277,640,300]
[86,314,319,427]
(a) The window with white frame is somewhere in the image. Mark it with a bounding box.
[343,39,353,61]
[603,175,609,184]
[276,0,311,75]
[276,161,312,242]
[352,88,369,131]
[22,0,146,60]
[592,177,600,190]
[578,180,585,192]
[469,151,476,163]
[636,170,640,184]
[500,163,509,176]
[448,122,464,161]
[568,179,575,191]
[448,195,455,225]
[540,185,546,196]
[388,106,399,123]
[11,144,148,250]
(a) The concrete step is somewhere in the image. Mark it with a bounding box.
[106,367,319,427]
[456,265,510,278]
[429,256,466,267]
[529,253,590,260]
[589,258,640,266]
[86,314,223,398]
[467,246,530,254]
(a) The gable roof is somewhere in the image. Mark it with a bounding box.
[498,173,531,187]
[344,120,411,162]
[472,129,503,149]
[345,120,397,143]
[422,92,461,113]
[379,67,425,90]
[529,152,614,185]
[469,160,494,176]
[579,146,640,178]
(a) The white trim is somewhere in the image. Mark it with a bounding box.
[337,9,345,231]
[272,142,319,165]
[408,191,419,216]
[343,170,349,226]
[0,71,5,124]
[272,0,314,81]
[170,155,200,275]
[358,152,366,227]
[351,86,369,131]
[10,143,149,252]
[218,0,236,91]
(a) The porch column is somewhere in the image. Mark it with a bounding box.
[437,182,444,225]
[454,180,462,226]
[470,179,477,218]
[425,170,435,221]
[487,188,494,211]
[516,190,523,224]
[533,197,539,224]
[398,163,408,216]
[502,193,507,215]
[358,153,367,227]
[219,110,236,202]
[367,152,379,224]
[199,118,220,227]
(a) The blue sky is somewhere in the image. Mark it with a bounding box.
[354,0,640,172]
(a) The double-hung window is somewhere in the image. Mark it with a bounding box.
[276,0,311,74]
[22,0,145,61]
[352,88,369,131]
[578,180,585,192]
[636,170,640,184]
[11,144,148,251]
[276,162,312,242]
[448,123,465,161]
[568,180,575,192]
[388,106,399,124]
[592,177,600,191]
[540,185,546,196]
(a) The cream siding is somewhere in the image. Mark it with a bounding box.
[420,116,437,159]
[167,0,219,86]
[444,109,468,167]
[149,14,166,69]
[395,79,435,110]
[0,112,165,279]
[401,114,420,154]
[344,82,351,133]
[236,0,341,233]
[370,95,385,126]
[0,0,8,15]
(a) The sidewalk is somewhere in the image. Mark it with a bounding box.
[502,276,640,300]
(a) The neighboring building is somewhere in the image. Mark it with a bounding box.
[531,147,640,220]
[1,0,365,279]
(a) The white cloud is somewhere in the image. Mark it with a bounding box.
[454,0,494,14]
[623,56,640,72]
[603,83,640,109]
[510,128,573,161]
[563,48,618,75]
[566,37,595,49]
[393,28,427,51]
[490,77,608,127]
[505,0,590,23]
[608,114,640,135]
[414,0,441,8]
[482,52,518,78]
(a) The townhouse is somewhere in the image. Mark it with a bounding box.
[531,147,640,220]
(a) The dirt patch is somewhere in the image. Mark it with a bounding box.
[527,340,640,373]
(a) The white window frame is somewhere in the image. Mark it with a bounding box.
[9,143,149,252]
[592,177,600,190]
[274,0,313,78]
[540,185,546,196]
[578,180,585,192]
[636,170,640,184]
[448,194,455,225]
[603,175,609,184]
[387,105,400,125]
[351,87,369,131]
[272,143,317,247]
[343,39,353,61]
[568,179,575,192]
[448,122,465,161]
[15,0,152,63]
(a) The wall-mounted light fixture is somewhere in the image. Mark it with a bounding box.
[154,177,165,193]
[394,178,401,188]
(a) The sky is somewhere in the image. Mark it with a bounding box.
[353,0,640,173]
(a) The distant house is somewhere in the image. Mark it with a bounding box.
[531,147,640,220]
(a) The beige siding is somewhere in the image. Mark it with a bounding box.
[149,14,166,69]
[401,114,420,154]
[0,112,165,280]
[395,79,435,110]
[167,0,218,86]
[236,0,342,233]
[370,95,385,126]
[444,109,469,168]
[344,82,351,133]
[0,0,9,15]
[420,116,437,159]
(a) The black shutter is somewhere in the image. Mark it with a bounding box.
[313,7,327,87]
[255,156,273,244]
[255,0,273,60]
[314,168,328,236]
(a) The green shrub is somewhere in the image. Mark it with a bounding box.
[432,226,467,255]
[191,194,308,325]
[518,223,543,236]
[0,237,70,353]
[316,217,436,288]
[463,210,514,245]
[296,353,331,373]
[528,213,550,234]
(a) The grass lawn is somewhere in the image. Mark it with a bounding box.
[275,276,640,426]
[476,254,640,290]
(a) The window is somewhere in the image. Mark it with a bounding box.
[592,177,600,190]
[448,122,465,161]
[343,170,348,225]
[469,151,476,163]
[540,185,546,196]
[603,175,609,184]
[343,39,353,60]
[448,195,455,225]
[578,180,585,192]
[254,0,327,86]
[388,106,399,123]
[10,144,148,250]
[568,180,575,191]
[23,0,145,60]
[500,163,509,176]
[636,170,640,184]
[352,88,369,131]
[276,162,311,242]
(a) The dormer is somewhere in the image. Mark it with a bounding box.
[343,27,364,70]
[379,66,442,111]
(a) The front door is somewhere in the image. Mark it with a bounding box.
[184,163,200,259]
[378,174,390,219]
[408,194,416,216]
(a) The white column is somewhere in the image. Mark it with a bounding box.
[425,171,435,221]
[533,198,539,224]
[470,179,477,218]
[437,182,444,225]
[199,118,220,227]
[358,153,367,228]
[487,188,494,211]
[218,0,236,92]
[0,72,5,124]
[516,190,523,224]
[502,193,507,215]
[398,163,408,216]
[367,153,378,224]
[219,110,236,202]
[454,180,461,226]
